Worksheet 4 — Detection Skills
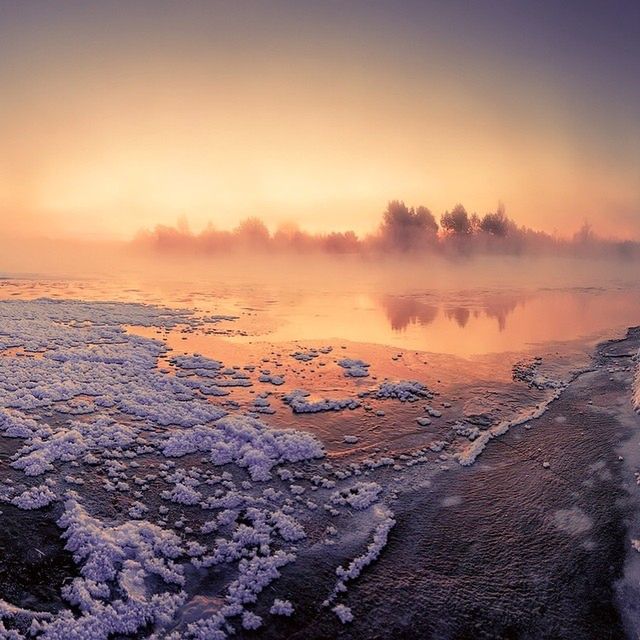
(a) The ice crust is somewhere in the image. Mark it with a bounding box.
[282,389,360,413]
[0,295,558,637]
[0,299,397,638]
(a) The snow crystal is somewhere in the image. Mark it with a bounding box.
[456,385,565,466]
[162,415,324,481]
[59,493,184,585]
[283,389,360,413]
[170,354,223,371]
[0,297,410,638]
[338,358,370,378]
[633,348,640,412]
[270,598,294,616]
[241,611,262,630]
[330,482,382,510]
[327,511,396,615]
[11,484,56,510]
[259,373,285,386]
[290,350,320,362]
[333,604,353,624]
[374,380,431,402]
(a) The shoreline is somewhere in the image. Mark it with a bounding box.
[259,327,640,639]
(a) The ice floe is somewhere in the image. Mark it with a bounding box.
[0,295,551,638]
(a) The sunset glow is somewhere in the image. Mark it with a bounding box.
[4,4,640,638]
[1,1,638,240]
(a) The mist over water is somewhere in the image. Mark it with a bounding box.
[2,246,640,639]
[3,244,640,357]
[2,0,639,636]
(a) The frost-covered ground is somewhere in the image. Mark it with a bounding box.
[1,277,640,639]
[0,297,435,638]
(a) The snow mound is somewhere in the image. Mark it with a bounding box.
[338,358,370,378]
[374,380,431,402]
[283,390,360,413]
[162,415,324,480]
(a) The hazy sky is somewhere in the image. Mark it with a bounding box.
[1,0,638,240]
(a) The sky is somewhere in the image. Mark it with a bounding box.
[0,0,638,240]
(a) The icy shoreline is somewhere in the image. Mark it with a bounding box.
[0,299,409,638]
[0,295,627,639]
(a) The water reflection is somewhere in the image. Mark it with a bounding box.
[482,295,529,331]
[444,306,471,328]
[382,295,438,331]
[373,288,640,355]
[384,293,529,333]
[2,277,640,357]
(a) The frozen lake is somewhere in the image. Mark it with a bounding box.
[1,258,640,639]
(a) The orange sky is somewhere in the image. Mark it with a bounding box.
[0,2,638,241]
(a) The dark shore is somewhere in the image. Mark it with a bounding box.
[252,328,640,640]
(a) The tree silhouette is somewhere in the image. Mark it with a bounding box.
[479,203,509,237]
[440,204,471,235]
[235,217,270,248]
[380,200,438,251]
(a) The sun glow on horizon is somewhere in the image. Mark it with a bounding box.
[0,1,638,241]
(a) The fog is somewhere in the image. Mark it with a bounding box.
[2,231,640,301]
[133,201,640,261]
[2,201,640,300]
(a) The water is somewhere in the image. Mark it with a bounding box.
[3,256,640,357]
[1,260,640,639]
[252,334,640,640]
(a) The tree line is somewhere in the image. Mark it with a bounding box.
[133,201,639,258]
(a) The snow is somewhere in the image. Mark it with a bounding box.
[128,501,149,519]
[290,350,320,362]
[241,610,262,629]
[0,409,42,438]
[327,510,396,618]
[161,415,324,481]
[170,355,224,371]
[456,385,566,466]
[270,598,294,616]
[374,380,431,402]
[202,314,239,324]
[258,373,285,386]
[11,431,87,476]
[283,389,360,413]
[633,348,640,411]
[270,511,306,541]
[338,358,370,378]
[0,297,437,638]
[162,482,202,506]
[59,493,185,585]
[11,484,56,510]
[18,489,188,639]
[513,357,563,391]
[330,482,382,510]
[333,604,354,624]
